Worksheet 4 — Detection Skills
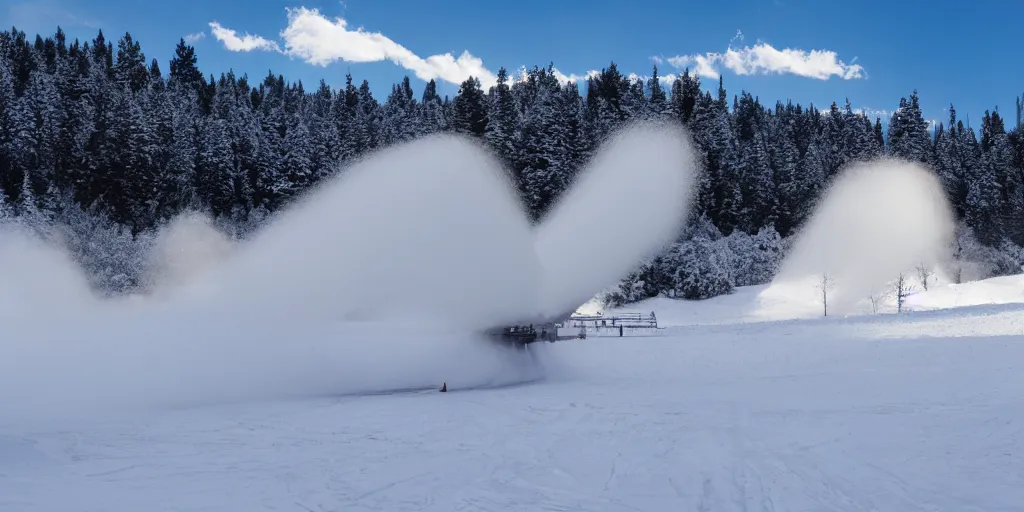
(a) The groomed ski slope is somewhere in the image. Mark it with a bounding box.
[3,277,1024,511]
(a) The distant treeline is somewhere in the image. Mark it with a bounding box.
[1,27,1021,300]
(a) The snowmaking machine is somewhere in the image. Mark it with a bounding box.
[481,310,586,349]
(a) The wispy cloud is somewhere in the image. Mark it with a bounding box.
[209,21,280,52]
[278,7,497,87]
[208,7,660,90]
[184,31,205,44]
[665,37,865,81]
[209,8,498,88]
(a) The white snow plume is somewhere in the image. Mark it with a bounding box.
[205,133,541,330]
[0,123,695,424]
[759,158,955,316]
[0,134,546,423]
[533,122,699,318]
[0,221,96,330]
[144,211,236,295]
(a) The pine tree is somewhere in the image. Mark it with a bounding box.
[417,79,448,136]
[842,100,875,163]
[772,122,801,236]
[333,74,360,162]
[584,63,628,144]
[738,129,776,233]
[691,91,740,233]
[934,106,968,218]
[308,79,341,182]
[560,81,589,179]
[195,115,236,218]
[669,69,701,125]
[979,110,1015,243]
[887,90,931,163]
[452,76,488,137]
[157,84,198,218]
[518,80,568,222]
[280,108,313,202]
[113,32,148,93]
[484,67,520,172]
[647,65,669,120]
[820,101,846,179]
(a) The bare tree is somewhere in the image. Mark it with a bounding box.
[915,261,934,291]
[894,272,913,313]
[868,288,887,314]
[818,272,834,317]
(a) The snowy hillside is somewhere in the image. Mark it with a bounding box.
[599,272,1024,328]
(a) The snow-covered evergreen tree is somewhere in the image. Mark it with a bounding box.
[518,78,569,221]
[484,68,520,173]
[887,91,932,163]
[452,76,488,137]
[2,24,1024,299]
[674,236,735,300]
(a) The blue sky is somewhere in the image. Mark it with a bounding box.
[8,0,1022,132]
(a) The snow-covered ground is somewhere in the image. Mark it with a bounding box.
[3,275,1023,511]
[602,271,1024,328]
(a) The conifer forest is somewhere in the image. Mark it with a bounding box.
[1,27,1022,302]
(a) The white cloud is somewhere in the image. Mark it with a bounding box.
[666,39,865,81]
[276,7,498,88]
[184,31,205,44]
[207,7,679,90]
[667,54,721,80]
[550,68,599,85]
[209,21,281,52]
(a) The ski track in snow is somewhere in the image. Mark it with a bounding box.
[2,303,1023,511]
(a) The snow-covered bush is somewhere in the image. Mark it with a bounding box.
[605,254,676,306]
[723,225,783,287]
[49,203,154,297]
[674,236,734,300]
[682,214,723,241]
[608,217,785,305]
[943,221,1021,282]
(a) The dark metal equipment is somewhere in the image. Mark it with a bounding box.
[482,312,585,349]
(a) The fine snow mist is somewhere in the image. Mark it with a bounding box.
[201,133,542,331]
[533,122,699,318]
[0,134,541,422]
[144,211,237,295]
[0,122,693,424]
[0,222,96,331]
[758,158,955,316]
